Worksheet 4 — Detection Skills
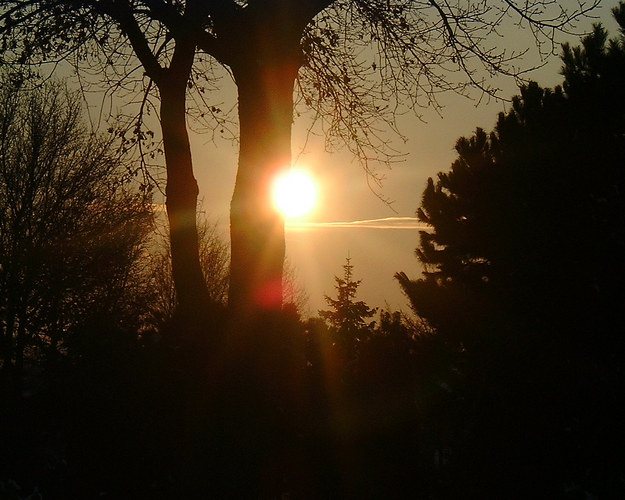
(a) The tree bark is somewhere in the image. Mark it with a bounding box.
[228,59,299,316]
[160,79,210,321]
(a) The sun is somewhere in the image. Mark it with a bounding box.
[272,169,318,219]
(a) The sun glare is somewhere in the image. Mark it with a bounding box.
[272,169,318,219]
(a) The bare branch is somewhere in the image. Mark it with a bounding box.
[95,0,166,83]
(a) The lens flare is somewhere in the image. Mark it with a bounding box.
[272,169,317,219]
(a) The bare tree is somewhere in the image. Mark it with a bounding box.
[143,216,310,334]
[0,0,599,319]
[0,73,153,391]
[144,216,230,332]
[282,257,310,317]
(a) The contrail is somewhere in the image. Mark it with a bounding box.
[286,216,430,230]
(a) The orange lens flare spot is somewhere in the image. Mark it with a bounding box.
[254,278,283,310]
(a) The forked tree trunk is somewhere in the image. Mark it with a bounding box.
[228,60,299,316]
[160,80,210,321]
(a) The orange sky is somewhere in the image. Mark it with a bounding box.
[192,2,613,314]
[68,1,618,315]
[187,3,621,315]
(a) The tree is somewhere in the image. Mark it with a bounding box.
[0,73,153,392]
[0,1,598,319]
[319,256,376,355]
[144,216,230,333]
[282,258,309,317]
[397,9,625,348]
[395,7,625,493]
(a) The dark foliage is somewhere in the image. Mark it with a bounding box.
[0,74,154,392]
[2,262,441,498]
[4,6,625,499]
[319,256,377,360]
[397,6,625,497]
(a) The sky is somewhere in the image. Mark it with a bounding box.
[192,92,512,315]
[182,1,622,316]
[70,1,619,316]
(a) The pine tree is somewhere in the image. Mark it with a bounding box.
[319,256,376,352]
[394,8,625,494]
[397,7,625,348]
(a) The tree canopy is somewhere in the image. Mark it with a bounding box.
[0,0,599,319]
[0,73,153,391]
[395,6,625,494]
[319,256,376,346]
[397,7,625,348]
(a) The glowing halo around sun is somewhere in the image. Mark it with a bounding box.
[272,168,318,219]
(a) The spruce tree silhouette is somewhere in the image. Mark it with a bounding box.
[319,255,376,360]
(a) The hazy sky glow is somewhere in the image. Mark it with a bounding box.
[281,2,621,314]
[75,1,620,315]
[286,217,429,230]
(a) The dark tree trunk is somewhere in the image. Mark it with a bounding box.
[160,79,210,322]
[228,59,299,316]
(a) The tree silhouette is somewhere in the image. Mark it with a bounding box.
[396,6,625,494]
[144,216,230,334]
[0,0,598,319]
[319,256,376,357]
[0,73,153,394]
[397,15,625,350]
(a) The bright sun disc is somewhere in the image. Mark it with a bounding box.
[272,169,317,219]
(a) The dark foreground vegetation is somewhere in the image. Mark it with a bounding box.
[3,7,625,499]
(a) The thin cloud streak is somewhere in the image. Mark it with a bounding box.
[286,216,430,231]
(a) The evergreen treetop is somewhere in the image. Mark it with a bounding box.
[319,256,376,339]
